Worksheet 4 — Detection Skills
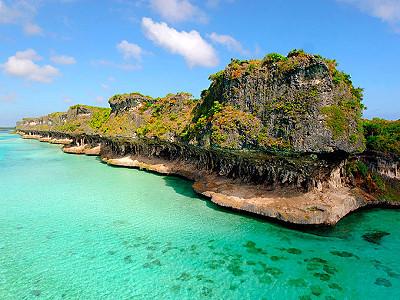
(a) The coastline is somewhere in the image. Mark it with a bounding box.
[16,130,400,226]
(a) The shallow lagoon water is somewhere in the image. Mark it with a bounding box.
[0,130,399,299]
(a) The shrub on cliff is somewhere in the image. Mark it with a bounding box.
[134,93,197,141]
[89,108,111,130]
[363,118,400,156]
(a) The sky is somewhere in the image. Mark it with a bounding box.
[0,0,399,126]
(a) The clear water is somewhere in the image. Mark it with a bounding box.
[0,130,399,300]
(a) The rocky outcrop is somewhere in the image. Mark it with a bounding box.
[359,152,400,180]
[195,52,364,153]
[108,93,152,114]
[17,130,73,144]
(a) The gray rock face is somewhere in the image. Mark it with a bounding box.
[16,113,67,128]
[108,93,151,114]
[359,152,400,180]
[202,55,364,153]
[67,106,92,118]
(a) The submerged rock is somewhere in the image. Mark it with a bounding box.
[374,278,392,287]
[362,230,390,245]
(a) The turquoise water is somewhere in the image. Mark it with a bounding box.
[0,130,399,300]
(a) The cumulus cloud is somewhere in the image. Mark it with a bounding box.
[2,49,60,83]
[209,32,247,54]
[338,0,400,29]
[0,0,43,35]
[14,49,42,60]
[50,55,76,65]
[117,40,143,60]
[141,17,218,67]
[150,0,206,23]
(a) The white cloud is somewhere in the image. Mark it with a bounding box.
[338,0,400,28]
[0,0,43,35]
[0,0,21,23]
[2,49,60,83]
[209,32,247,54]
[15,49,42,60]
[117,40,143,60]
[51,55,76,65]
[150,0,206,23]
[24,22,43,36]
[141,17,218,68]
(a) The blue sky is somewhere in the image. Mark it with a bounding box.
[1,0,399,126]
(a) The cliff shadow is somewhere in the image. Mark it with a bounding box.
[162,175,202,199]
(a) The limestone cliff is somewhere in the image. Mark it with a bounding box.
[15,50,399,225]
[189,50,364,153]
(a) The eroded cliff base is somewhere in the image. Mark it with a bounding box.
[102,154,399,226]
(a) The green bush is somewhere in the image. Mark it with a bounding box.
[89,109,111,130]
[363,118,400,156]
[262,53,287,64]
[321,105,347,138]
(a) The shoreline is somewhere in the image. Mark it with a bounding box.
[15,130,400,226]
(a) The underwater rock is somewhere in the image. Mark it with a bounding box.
[374,278,392,287]
[362,230,390,245]
[330,251,359,259]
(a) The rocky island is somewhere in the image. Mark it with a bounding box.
[16,50,400,226]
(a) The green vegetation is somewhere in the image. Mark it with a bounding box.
[210,105,262,149]
[48,112,65,119]
[69,104,102,110]
[134,93,197,140]
[262,53,287,64]
[108,92,152,105]
[363,118,400,156]
[57,122,80,132]
[89,108,111,130]
[208,70,225,82]
[267,97,309,117]
[347,159,400,202]
[321,105,347,138]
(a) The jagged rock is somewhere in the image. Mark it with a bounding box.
[108,93,152,114]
